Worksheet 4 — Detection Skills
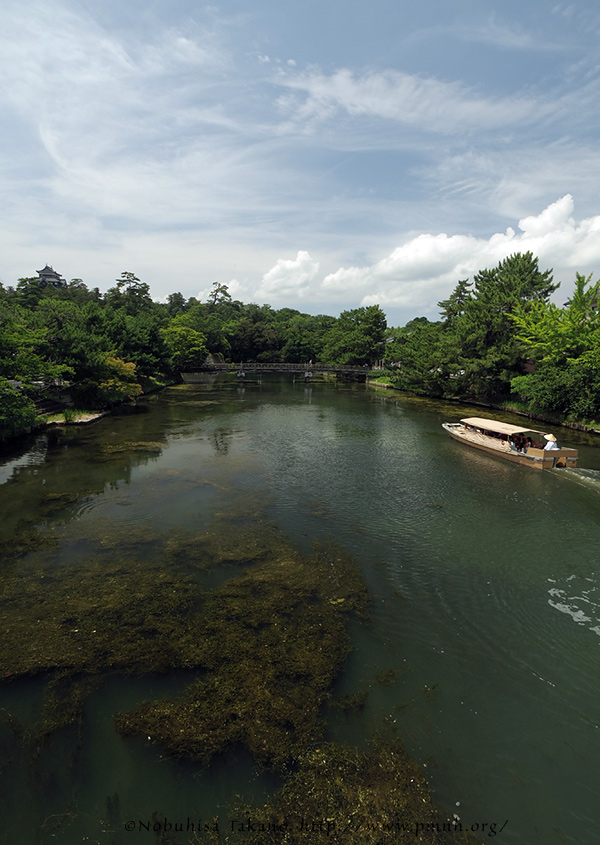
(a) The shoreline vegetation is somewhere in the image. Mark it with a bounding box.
[366,376,600,435]
[3,253,600,447]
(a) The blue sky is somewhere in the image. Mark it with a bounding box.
[2,0,600,325]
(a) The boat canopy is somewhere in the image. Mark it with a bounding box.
[460,417,545,437]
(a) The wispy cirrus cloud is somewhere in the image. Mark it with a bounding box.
[2,0,600,325]
[274,67,552,136]
[0,0,278,243]
[457,19,565,51]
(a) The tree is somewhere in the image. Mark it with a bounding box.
[166,292,187,316]
[160,321,208,370]
[207,282,232,308]
[225,316,280,361]
[171,302,232,358]
[510,273,600,419]
[384,320,447,395]
[437,279,472,325]
[322,306,387,366]
[0,378,39,442]
[278,313,335,362]
[0,304,71,384]
[106,272,153,316]
[510,273,600,362]
[435,252,558,400]
[14,277,46,309]
[73,352,142,408]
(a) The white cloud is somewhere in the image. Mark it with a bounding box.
[321,232,493,310]
[256,251,320,299]
[251,197,600,319]
[2,1,600,326]
[458,19,564,51]
[518,194,574,237]
[275,67,550,136]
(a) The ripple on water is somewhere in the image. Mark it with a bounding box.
[547,572,600,636]
[558,466,600,494]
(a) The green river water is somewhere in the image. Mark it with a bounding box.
[1,376,600,844]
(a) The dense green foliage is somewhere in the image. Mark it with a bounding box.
[383,252,559,401]
[381,252,600,422]
[0,274,386,440]
[510,273,600,420]
[0,377,39,441]
[4,249,600,440]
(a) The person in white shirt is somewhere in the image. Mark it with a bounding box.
[544,434,560,450]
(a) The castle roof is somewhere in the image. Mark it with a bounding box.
[36,265,66,287]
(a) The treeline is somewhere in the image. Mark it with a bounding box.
[3,252,600,443]
[0,272,387,440]
[381,251,600,423]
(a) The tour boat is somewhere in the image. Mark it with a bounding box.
[442,417,578,470]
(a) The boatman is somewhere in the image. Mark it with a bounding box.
[543,434,560,450]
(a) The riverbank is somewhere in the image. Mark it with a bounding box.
[0,377,179,449]
[45,410,108,425]
[367,377,600,436]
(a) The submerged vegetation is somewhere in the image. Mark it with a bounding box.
[0,462,481,842]
[115,542,368,770]
[226,739,483,845]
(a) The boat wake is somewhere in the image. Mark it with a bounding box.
[553,466,600,494]
[547,573,600,638]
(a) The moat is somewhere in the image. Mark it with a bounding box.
[1,376,600,844]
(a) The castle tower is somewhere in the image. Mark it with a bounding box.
[37,265,66,288]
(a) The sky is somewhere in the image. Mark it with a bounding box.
[2,0,600,326]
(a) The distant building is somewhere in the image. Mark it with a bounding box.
[37,265,66,288]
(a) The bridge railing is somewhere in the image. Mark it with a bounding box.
[192,362,370,373]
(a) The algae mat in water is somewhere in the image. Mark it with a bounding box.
[217,740,483,845]
[0,511,481,844]
[115,542,369,770]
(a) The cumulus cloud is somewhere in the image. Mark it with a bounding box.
[254,197,600,318]
[256,251,320,299]
[321,231,499,310]
[333,196,600,307]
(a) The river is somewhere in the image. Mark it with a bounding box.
[1,376,599,844]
